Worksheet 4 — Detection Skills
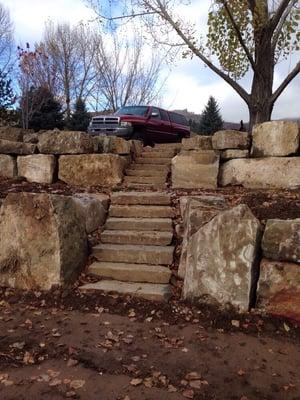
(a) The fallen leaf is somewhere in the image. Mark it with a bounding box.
[283,323,290,332]
[189,380,202,389]
[143,377,153,388]
[185,372,201,381]
[70,379,85,390]
[168,384,178,392]
[130,378,143,386]
[49,379,62,387]
[67,358,78,367]
[23,351,34,365]
[231,320,240,328]
[237,369,246,376]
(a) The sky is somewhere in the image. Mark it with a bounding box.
[2,0,300,122]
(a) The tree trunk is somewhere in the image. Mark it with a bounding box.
[248,17,274,133]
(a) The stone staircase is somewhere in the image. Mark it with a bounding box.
[80,191,175,301]
[123,143,181,189]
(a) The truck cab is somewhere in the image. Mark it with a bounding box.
[88,105,190,144]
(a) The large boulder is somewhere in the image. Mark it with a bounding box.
[183,204,262,311]
[257,259,300,322]
[0,139,36,155]
[109,136,132,155]
[72,193,109,233]
[262,219,300,263]
[38,130,94,154]
[0,127,30,142]
[59,154,126,186]
[252,120,299,157]
[0,193,88,290]
[172,150,219,189]
[0,155,17,179]
[17,155,56,184]
[220,157,300,189]
[212,130,249,150]
[178,195,228,279]
[182,136,213,151]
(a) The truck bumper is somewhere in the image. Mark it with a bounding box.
[88,127,133,138]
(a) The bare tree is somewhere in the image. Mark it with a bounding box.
[18,44,59,129]
[90,0,300,130]
[93,30,166,111]
[0,3,14,73]
[43,22,97,120]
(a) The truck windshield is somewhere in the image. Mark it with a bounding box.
[115,106,149,116]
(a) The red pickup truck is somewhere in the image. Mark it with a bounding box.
[88,105,190,144]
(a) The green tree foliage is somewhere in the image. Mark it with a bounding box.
[67,98,90,131]
[25,86,63,131]
[189,118,202,134]
[0,70,15,123]
[199,96,223,135]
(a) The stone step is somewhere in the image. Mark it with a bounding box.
[145,143,181,151]
[141,151,175,158]
[79,280,172,301]
[123,182,166,189]
[105,217,173,231]
[136,157,172,165]
[101,230,173,245]
[93,243,174,265]
[88,262,171,284]
[126,168,169,177]
[109,205,173,218]
[129,163,170,172]
[111,191,171,205]
[123,175,167,184]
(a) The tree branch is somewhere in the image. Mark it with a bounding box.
[269,0,295,32]
[221,0,257,72]
[271,61,300,103]
[271,0,298,51]
[151,0,250,104]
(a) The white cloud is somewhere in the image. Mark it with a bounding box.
[2,0,96,44]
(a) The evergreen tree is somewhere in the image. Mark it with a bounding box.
[67,98,90,131]
[26,86,64,131]
[198,96,223,135]
[0,70,15,123]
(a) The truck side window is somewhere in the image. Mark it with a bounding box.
[151,107,161,119]
[160,109,170,122]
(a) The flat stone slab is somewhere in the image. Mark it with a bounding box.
[88,262,171,284]
[111,192,171,205]
[79,280,172,301]
[126,168,169,177]
[129,163,170,171]
[141,151,175,158]
[136,157,172,165]
[109,205,173,218]
[93,243,174,265]
[0,139,36,155]
[123,175,167,184]
[105,217,173,231]
[101,230,173,246]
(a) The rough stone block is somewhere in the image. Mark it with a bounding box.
[262,219,300,263]
[220,158,300,189]
[58,154,126,186]
[0,155,17,179]
[257,259,300,322]
[38,130,94,154]
[221,149,249,161]
[17,154,56,184]
[212,130,249,150]
[252,120,299,157]
[172,151,219,189]
[183,204,262,311]
[0,139,36,155]
[0,193,88,290]
[182,136,213,151]
[72,193,108,233]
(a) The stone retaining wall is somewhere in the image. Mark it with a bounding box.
[0,127,143,186]
[173,120,300,190]
[179,196,300,320]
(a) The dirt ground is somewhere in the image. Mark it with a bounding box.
[1,181,300,399]
[0,288,300,400]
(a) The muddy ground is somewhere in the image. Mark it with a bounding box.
[1,181,300,399]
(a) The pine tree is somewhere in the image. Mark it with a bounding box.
[26,87,64,131]
[67,98,90,131]
[199,96,223,135]
[0,70,15,123]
